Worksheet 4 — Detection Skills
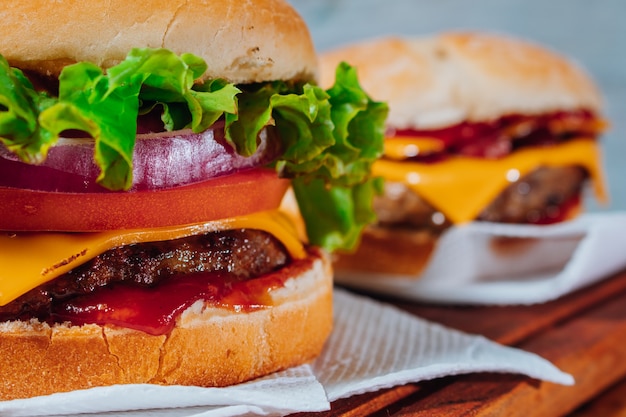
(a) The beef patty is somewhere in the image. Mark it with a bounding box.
[374,165,586,232]
[0,229,289,322]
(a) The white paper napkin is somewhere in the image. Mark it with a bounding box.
[0,290,572,417]
[0,366,328,417]
[315,290,573,401]
[336,212,626,305]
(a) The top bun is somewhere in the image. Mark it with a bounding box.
[320,32,603,129]
[0,0,317,84]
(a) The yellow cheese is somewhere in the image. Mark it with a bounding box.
[374,137,606,225]
[384,136,445,160]
[0,210,305,306]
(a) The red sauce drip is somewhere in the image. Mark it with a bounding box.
[390,109,597,162]
[530,194,581,225]
[51,254,316,336]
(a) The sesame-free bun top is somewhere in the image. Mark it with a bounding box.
[0,0,318,84]
[320,32,603,129]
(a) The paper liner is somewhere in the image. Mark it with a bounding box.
[316,290,573,401]
[336,212,626,304]
[0,364,327,417]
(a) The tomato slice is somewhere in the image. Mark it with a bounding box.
[1,168,289,232]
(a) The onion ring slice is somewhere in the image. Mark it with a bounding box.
[0,122,280,193]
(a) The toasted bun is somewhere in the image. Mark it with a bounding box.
[334,193,584,280]
[0,0,317,84]
[0,250,332,400]
[333,228,436,277]
[320,32,602,129]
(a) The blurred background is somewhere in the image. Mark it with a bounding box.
[290,0,625,212]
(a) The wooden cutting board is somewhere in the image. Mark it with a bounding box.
[293,269,626,416]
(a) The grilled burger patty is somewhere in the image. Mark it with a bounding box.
[0,229,289,322]
[478,166,586,223]
[374,165,587,232]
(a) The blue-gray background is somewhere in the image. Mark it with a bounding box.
[290,0,625,212]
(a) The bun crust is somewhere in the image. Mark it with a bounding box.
[333,228,436,277]
[0,251,333,401]
[320,32,602,129]
[0,0,317,84]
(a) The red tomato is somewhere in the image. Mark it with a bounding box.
[1,168,289,232]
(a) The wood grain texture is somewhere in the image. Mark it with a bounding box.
[294,270,626,416]
[571,378,626,416]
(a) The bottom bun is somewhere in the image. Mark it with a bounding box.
[0,250,333,401]
[333,227,437,277]
[334,194,585,281]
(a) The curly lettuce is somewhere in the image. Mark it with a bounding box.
[0,49,387,251]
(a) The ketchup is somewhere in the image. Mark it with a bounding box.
[52,256,315,336]
[530,194,581,225]
[390,109,597,162]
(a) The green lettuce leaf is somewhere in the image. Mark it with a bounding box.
[0,50,387,251]
[116,50,240,132]
[2,49,240,190]
[292,176,384,252]
[223,63,388,251]
[40,62,144,190]
[289,63,388,251]
[0,56,57,162]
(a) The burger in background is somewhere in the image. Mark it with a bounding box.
[319,31,607,277]
[0,0,387,400]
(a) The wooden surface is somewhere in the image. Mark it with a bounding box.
[293,269,626,416]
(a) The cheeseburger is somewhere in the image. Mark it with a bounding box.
[0,0,387,400]
[320,32,606,277]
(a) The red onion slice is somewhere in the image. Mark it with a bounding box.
[0,122,280,192]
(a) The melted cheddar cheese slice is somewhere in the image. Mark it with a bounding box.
[384,136,445,159]
[0,210,305,306]
[375,137,606,225]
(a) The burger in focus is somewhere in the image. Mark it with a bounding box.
[319,32,607,277]
[0,0,387,400]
